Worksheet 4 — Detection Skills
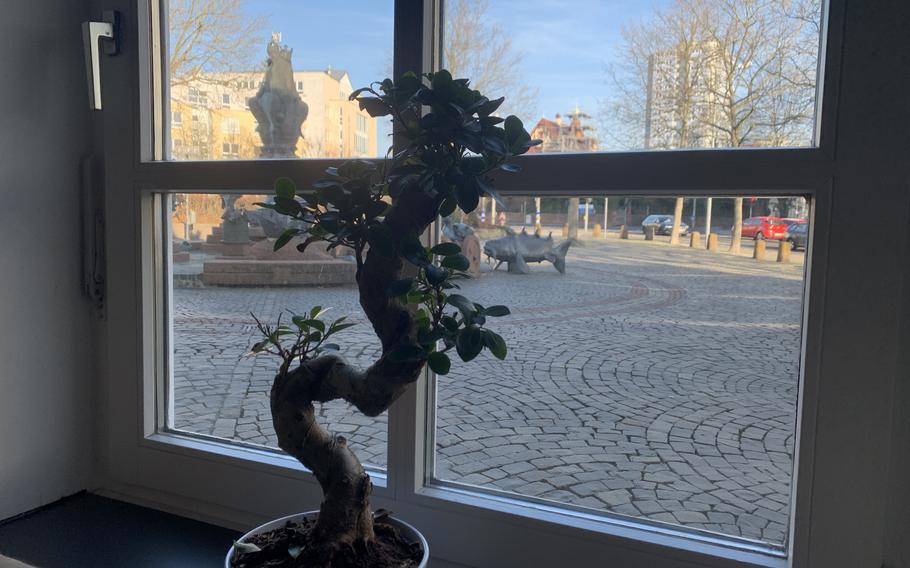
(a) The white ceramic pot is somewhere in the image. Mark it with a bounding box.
[225,511,429,568]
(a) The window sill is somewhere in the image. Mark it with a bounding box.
[142,432,389,489]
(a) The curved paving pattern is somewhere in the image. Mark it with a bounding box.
[172,238,804,546]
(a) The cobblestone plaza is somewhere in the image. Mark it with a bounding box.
[172,237,805,546]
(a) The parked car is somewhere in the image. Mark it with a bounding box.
[642,214,689,236]
[739,216,790,240]
[784,222,809,250]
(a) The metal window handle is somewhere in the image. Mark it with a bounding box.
[82,11,120,110]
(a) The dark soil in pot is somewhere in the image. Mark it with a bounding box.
[230,516,423,568]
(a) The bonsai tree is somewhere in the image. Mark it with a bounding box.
[243,70,539,565]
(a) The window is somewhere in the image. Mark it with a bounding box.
[172,111,182,125]
[166,192,387,468]
[165,7,391,161]
[97,2,910,567]
[221,118,240,135]
[220,143,240,157]
[188,87,207,104]
[432,194,807,548]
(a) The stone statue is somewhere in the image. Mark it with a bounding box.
[249,33,308,158]
[220,193,250,245]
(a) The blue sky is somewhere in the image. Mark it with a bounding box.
[244,0,667,131]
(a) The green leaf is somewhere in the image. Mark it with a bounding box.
[439,197,458,217]
[401,236,429,267]
[446,294,476,317]
[441,315,459,332]
[482,305,511,317]
[310,306,325,318]
[425,264,448,286]
[474,96,504,117]
[357,97,392,117]
[302,319,325,333]
[431,242,461,256]
[441,254,470,271]
[233,541,262,554]
[504,115,525,143]
[291,315,309,329]
[274,228,298,251]
[455,325,484,362]
[483,329,508,360]
[387,278,414,298]
[428,352,451,375]
[275,177,296,199]
[273,196,301,216]
[329,322,356,334]
[454,180,479,213]
[388,344,427,362]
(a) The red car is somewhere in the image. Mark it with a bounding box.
[740,216,790,240]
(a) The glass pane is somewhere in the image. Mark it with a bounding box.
[443,0,824,151]
[165,1,393,160]
[167,193,386,468]
[432,195,809,548]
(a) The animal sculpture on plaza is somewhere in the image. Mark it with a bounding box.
[483,227,577,274]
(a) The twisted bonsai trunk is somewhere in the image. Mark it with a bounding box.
[269,188,439,557]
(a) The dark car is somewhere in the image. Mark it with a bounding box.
[784,222,809,250]
[641,214,689,236]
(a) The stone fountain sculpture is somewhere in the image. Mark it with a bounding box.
[249,33,309,158]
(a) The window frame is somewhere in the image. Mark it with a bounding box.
[93,0,909,566]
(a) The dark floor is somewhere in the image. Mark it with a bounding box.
[0,493,239,567]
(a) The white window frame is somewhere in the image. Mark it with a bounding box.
[92,1,909,567]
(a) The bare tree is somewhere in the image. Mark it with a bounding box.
[669,198,686,245]
[603,0,820,250]
[444,0,538,121]
[730,197,744,254]
[168,0,266,87]
[567,198,580,238]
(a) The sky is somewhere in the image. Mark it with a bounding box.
[240,0,669,140]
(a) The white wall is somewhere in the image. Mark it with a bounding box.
[0,0,94,519]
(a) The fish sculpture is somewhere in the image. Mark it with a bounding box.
[483,227,577,274]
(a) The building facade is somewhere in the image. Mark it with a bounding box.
[528,107,599,154]
[169,67,378,161]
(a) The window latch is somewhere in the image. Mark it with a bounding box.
[82,10,121,110]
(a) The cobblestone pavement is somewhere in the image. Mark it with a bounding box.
[172,237,805,546]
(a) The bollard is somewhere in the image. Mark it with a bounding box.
[689,231,702,248]
[593,223,602,238]
[777,240,791,263]
[707,233,718,252]
[620,224,629,239]
[753,239,766,260]
[644,225,654,241]
[562,224,569,237]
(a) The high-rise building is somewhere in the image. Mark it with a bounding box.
[644,40,723,150]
